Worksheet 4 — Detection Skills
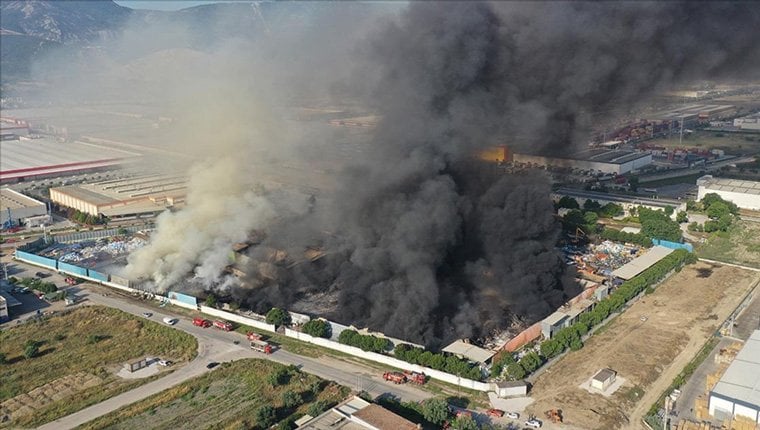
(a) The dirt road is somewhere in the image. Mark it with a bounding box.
[525,262,760,430]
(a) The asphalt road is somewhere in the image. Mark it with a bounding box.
[27,281,431,429]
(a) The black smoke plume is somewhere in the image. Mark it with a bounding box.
[236,1,760,346]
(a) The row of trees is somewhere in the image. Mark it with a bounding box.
[20,277,57,294]
[599,228,653,247]
[556,196,624,219]
[266,307,292,327]
[393,344,483,381]
[337,329,392,353]
[66,208,108,226]
[523,249,696,376]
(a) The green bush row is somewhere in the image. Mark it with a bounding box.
[337,329,392,353]
[393,344,483,381]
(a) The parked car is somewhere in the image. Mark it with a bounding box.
[143,312,153,318]
[35,271,49,278]
[505,411,520,419]
[206,362,219,369]
[162,317,177,325]
[487,409,505,418]
[158,360,173,367]
[525,418,542,428]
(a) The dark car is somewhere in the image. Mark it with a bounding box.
[35,272,49,278]
[206,362,219,369]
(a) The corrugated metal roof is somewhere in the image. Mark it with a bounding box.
[711,330,760,409]
[612,246,675,280]
[0,187,45,210]
[442,340,496,363]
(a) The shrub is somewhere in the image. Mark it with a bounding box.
[394,344,483,381]
[282,390,301,409]
[266,307,291,327]
[308,400,329,417]
[255,405,276,428]
[505,362,526,380]
[301,319,331,338]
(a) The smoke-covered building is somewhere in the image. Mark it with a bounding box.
[513,149,652,174]
[697,176,760,211]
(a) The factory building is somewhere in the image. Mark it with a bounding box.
[552,188,687,217]
[1,188,48,228]
[708,330,760,424]
[513,149,652,174]
[0,117,29,140]
[0,137,141,184]
[733,113,760,131]
[697,176,760,211]
[50,174,186,219]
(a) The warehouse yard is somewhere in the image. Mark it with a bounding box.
[0,306,197,428]
[525,262,760,430]
[78,359,350,430]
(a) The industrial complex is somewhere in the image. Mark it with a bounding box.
[513,148,653,174]
[697,175,760,211]
[49,174,186,219]
[708,330,760,425]
[0,187,48,228]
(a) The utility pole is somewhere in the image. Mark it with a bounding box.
[679,115,685,146]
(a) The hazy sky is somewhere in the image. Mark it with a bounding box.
[114,1,241,11]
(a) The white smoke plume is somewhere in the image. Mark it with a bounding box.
[125,157,275,290]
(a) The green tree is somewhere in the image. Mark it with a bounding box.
[268,368,289,386]
[204,293,217,308]
[676,211,688,223]
[282,390,301,409]
[557,196,580,209]
[452,415,479,430]
[598,203,624,218]
[540,338,563,359]
[664,205,675,216]
[0,352,6,364]
[255,405,276,428]
[707,201,730,220]
[266,307,291,326]
[302,319,331,338]
[583,211,599,230]
[686,199,700,211]
[505,362,526,380]
[308,400,329,417]
[583,199,602,212]
[519,352,543,373]
[421,398,450,425]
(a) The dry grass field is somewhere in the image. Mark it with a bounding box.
[77,359,351,430]
[0,306,197,428]
[525,263,760,430]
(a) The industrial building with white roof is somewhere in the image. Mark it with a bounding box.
[49,174,186,219]
[0,137,141,184]
[697,175,760,211]
[514,148,653,174]
[709,330,760,424]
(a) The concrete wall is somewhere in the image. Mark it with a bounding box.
[199,305,276,333]
[284,328,493,392]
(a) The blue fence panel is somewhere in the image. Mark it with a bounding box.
[652,239,694,252]
[88,270,109,282]
[58,261,88,276]
[15,251,58,269]
[168,291,197,307]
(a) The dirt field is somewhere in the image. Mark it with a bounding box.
[525,262,760,430]
[78,359,351,430]
[0,306,197,428]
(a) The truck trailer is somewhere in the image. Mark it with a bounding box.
[250,340,273,354]
[213,320,233,331]
[192,317,212,328]
[382,371,407,384]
